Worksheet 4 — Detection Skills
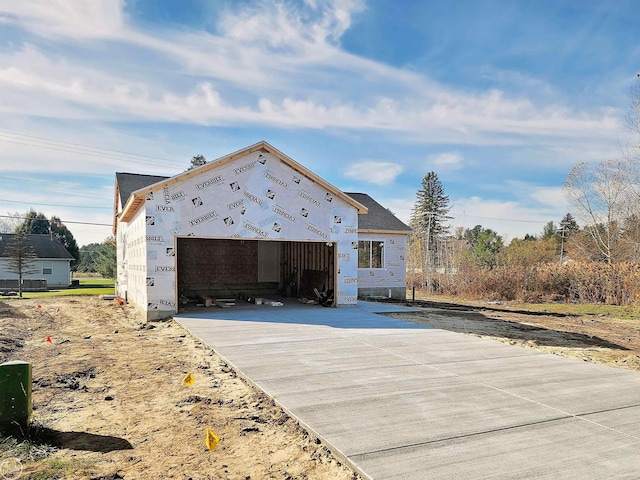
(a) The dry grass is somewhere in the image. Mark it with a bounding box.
[425,262,640,306]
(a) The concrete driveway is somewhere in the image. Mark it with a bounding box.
[176,301,640,479]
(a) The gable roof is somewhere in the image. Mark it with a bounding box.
[0,234,74,260]
[117,141,368,223]
[345,193,411,233]
[115,172,169,209]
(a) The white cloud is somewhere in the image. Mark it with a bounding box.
[343,161,404,185]
[382,197,414,225]
[0,1,623,151]
[0,0,125,39]
[428,152,463,169]
[528,186,569,210]
[218,0,364,48]
[452,195,567,241]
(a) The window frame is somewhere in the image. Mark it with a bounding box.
[42,261,53,275]
[357,240,385,269]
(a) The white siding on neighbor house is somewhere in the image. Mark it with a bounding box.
[357,232,407,298]
[0,258,70,288]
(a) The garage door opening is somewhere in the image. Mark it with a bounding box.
[176,237,335,308]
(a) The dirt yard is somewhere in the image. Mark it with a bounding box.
[387,303,640,371]
[2,297,639,479]
[0,298,360,480]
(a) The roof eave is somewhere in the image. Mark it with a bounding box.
[119,193,146,223]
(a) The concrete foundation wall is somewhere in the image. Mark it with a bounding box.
[358,286,406,300]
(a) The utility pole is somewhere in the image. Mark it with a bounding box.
[425,212,433,293]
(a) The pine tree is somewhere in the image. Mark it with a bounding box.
[409,172,451,290]
[559,213,579,237]
[410,172,451,249]
[542,221,557,239]
[188,154,207,170]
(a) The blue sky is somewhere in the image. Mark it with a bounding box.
[1,0,639,247]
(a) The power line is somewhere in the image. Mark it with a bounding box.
[0,214,111,227]
[452,212,549,224]
[0,198,111,209]
[0,137,179,168]
[0,130,183,169]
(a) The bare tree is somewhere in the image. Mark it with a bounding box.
[622,84,640,200]
[0,212,24,233]
[563,160,631,263]
[4,233,39,297]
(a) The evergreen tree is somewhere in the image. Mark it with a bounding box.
[559,213,579,237]
[4,233,39,297]
[409,172,451,291]
[187,154,207,170]
[50,216,80,267]
[77,243,102,273]
[541,221,557,239]
[410,172,450,249]
[15,210,49,234]
[557,213,580,261]
[95,240,117,279]
[14,210,80,268]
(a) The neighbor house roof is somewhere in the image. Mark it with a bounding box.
[116,141,368,224]
[345,193,411,234]
[0,234,74,260]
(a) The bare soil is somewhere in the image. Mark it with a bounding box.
[0,298,360,480]
[387,303,640,371]
[2,297,639,479]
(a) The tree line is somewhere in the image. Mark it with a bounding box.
[0,210,116,284]
[407,88,640,305]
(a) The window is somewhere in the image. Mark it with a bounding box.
[43,261,53,275]
[358,240,384,269]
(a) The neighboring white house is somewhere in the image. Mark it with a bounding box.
[113,141,410,320]
[0,234,74,290]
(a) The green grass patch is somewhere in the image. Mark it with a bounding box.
[25,457,92,480]
[13,278,115,299]
[73,278,115,287]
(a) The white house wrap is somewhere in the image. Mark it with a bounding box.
[114,142,409,320]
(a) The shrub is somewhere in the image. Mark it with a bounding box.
[425,262,640,305]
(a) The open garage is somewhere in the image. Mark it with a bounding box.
[176,238,336,306]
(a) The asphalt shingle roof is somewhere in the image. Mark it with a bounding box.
[0,234,74,260]
[116,172,169,207]
[346,193,411,232]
